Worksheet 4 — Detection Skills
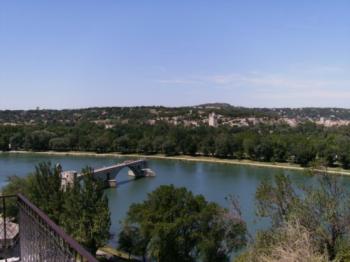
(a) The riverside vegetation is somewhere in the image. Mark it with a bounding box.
[2,120,350,170]
[3,105,350,170]
[2,162,350,261]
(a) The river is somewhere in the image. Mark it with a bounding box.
[1,152,350,246]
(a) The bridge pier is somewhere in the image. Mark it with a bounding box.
[107,179,117,188]
[60,170,78,191]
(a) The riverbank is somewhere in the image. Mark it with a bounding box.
[4,150,350,176]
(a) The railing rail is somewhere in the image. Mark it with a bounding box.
[0,194,98,262]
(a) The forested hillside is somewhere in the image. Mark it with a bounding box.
[3,104,350,125]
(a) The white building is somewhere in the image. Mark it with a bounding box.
[208,112,218,127]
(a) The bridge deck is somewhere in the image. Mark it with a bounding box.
[63,159,149,185]
[92,159,145,174]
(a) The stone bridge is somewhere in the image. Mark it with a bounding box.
[61,159,155,189]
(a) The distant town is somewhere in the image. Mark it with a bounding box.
[2,103,350,128]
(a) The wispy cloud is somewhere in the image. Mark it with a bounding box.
[210,72,350,90]
[205,73,329,89]
[155,65,350,106]
[156,79,202,85]
[156,65,350,91]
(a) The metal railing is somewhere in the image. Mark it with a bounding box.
[0,194,98,262]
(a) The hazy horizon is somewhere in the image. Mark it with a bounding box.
[5,103,350,111]
[1,1,349,109]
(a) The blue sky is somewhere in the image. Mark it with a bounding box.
[0,1,349,109]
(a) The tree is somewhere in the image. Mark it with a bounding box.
[1,164,63,220]
[253,171,350,261]
[200,136,215,156]
[181,135,197,156]
[92,133,112,153]
[27,162,64,223]
[336,135,350,169]
[9,132,24,150]
[113,135,133,153]
[292,138,316,166]
[302,173,350,259]
[137,137,154,154]
[271,137,288,162]
[162,138,178,156]
[0,135,8,151]
[60,168,111,255]
[24,130,56,151]
[119,185,246,261]
[118,224,147,260]
[255,173,299,226]
[242,135,259,160]
[254,137,274,162]
[236,220,328,262]
[118,224,136,259]
[49,137,71,151]
[214,134,232,158]
[1,175,31,217]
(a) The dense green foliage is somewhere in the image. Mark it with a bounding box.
[118,185,247,262]
[27,162,64,223]
[3,121,350,169]
[1,162,111,254]
[60,168,111,254]
[1,175,31,217]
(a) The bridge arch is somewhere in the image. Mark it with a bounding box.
[61,159,155,189]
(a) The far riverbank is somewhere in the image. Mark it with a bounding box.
[4,150,350,176]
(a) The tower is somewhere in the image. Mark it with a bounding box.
[208,112,218,127]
